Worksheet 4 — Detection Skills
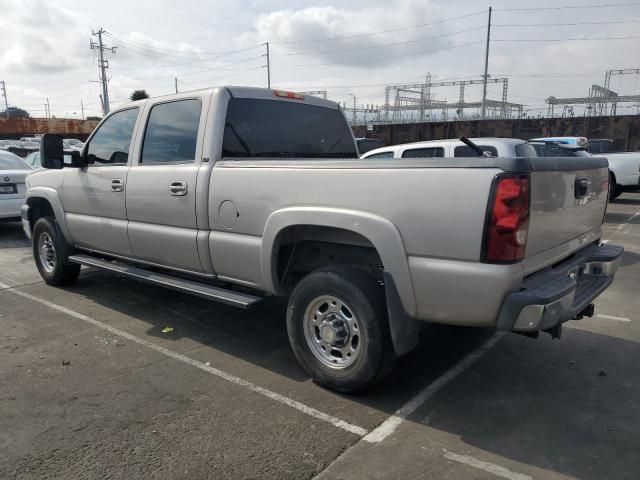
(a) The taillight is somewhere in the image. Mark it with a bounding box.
[482,174,531,263]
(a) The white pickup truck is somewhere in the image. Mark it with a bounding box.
[23,87,623,392]
[533,136,640,199]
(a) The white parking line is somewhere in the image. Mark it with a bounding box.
[443,450,533,480]
[0,282,368,437]
[597,313,631,322]
[614,211,640,231]
[362,333,504,443]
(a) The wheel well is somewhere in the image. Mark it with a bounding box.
[274,225,383,294]
[609,170,617,185]
[27,198,55,234]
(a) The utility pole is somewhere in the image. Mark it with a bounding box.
[91,28,117,115]
[348,94,356,124]
[81,99,85,120]
[0,81,8,118]
[174,77,179,94]
[480,6,492,121]
[46,98,50,118]
[264,42,271,88]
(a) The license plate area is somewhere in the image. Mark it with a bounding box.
[0,183,17,194]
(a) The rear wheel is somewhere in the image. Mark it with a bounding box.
[286,265,395,393]
[32,216,80,286]
[609,172,622,201]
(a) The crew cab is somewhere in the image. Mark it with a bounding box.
[23,87,623,392]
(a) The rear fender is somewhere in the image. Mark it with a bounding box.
[261,206,417,317]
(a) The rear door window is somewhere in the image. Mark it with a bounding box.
[402,147,444,158]
[141,99,201,164]
[453,145,498,157]
[222,98,358,159]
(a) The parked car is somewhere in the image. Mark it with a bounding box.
[533,136,640,199]
[360,137,538,159]
[23,87,623,392]
[1,150,32,222]
[0,139,17,150]
[356,137,384,155]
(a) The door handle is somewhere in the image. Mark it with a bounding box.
[170,180,188,196]
[111,179,124,192]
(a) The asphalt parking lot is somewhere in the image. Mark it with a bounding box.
[1,193,639,480]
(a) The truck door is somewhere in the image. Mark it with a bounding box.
[125,98,205,273]
[63,107,140,256]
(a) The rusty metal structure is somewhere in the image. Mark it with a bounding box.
[0,117,99,139]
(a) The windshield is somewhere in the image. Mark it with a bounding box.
[0,155,32,170]
[222,98,358,159]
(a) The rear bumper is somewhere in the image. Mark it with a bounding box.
[497,242,624,332]
[0,197,24,220]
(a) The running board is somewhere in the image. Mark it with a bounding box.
[68,254,262,309]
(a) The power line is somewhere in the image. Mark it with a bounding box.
[495,3,640,11]
[105,31,263,57]
[494,19,640,27]
[494,35,640,42]
[270,11,486,45]
[283,41,484,67]
[280,26,485,56]
[116,54,265,81]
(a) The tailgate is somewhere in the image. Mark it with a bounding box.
[526,156,609,261]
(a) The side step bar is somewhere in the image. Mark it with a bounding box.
[68,254,262,309]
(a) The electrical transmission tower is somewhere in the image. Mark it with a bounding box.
[1,81,8,118]
[90,28,117,115]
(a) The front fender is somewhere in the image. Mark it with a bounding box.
[26,186,73,243]
[261,206,417,317]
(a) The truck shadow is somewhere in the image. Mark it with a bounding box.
[0,221,30,248]
[60,270,639,480]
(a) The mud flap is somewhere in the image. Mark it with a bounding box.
[383,272,420,357]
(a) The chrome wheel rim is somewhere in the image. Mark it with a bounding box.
[38,232,56,274]
[303,295,361,369]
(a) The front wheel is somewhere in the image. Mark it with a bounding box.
[32,216,80,286]
[286,266,395,393]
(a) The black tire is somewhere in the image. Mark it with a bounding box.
[32,216,80,286]
[286,265,395,393]
[609,172,622,201]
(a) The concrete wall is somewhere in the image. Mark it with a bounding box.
[0,117,99,140]
[353,115,640,151]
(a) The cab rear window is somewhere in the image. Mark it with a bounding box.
[222,98,358,159]
[454,145,498,157]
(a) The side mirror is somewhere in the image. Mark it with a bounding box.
[40,134,64,169]
[63,150,85,168]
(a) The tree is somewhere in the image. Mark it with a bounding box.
[0,106,30,118]
[130,89,150,101]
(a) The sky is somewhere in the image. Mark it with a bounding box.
[1,0,640,120]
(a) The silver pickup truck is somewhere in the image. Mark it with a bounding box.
[23,87,623,392]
